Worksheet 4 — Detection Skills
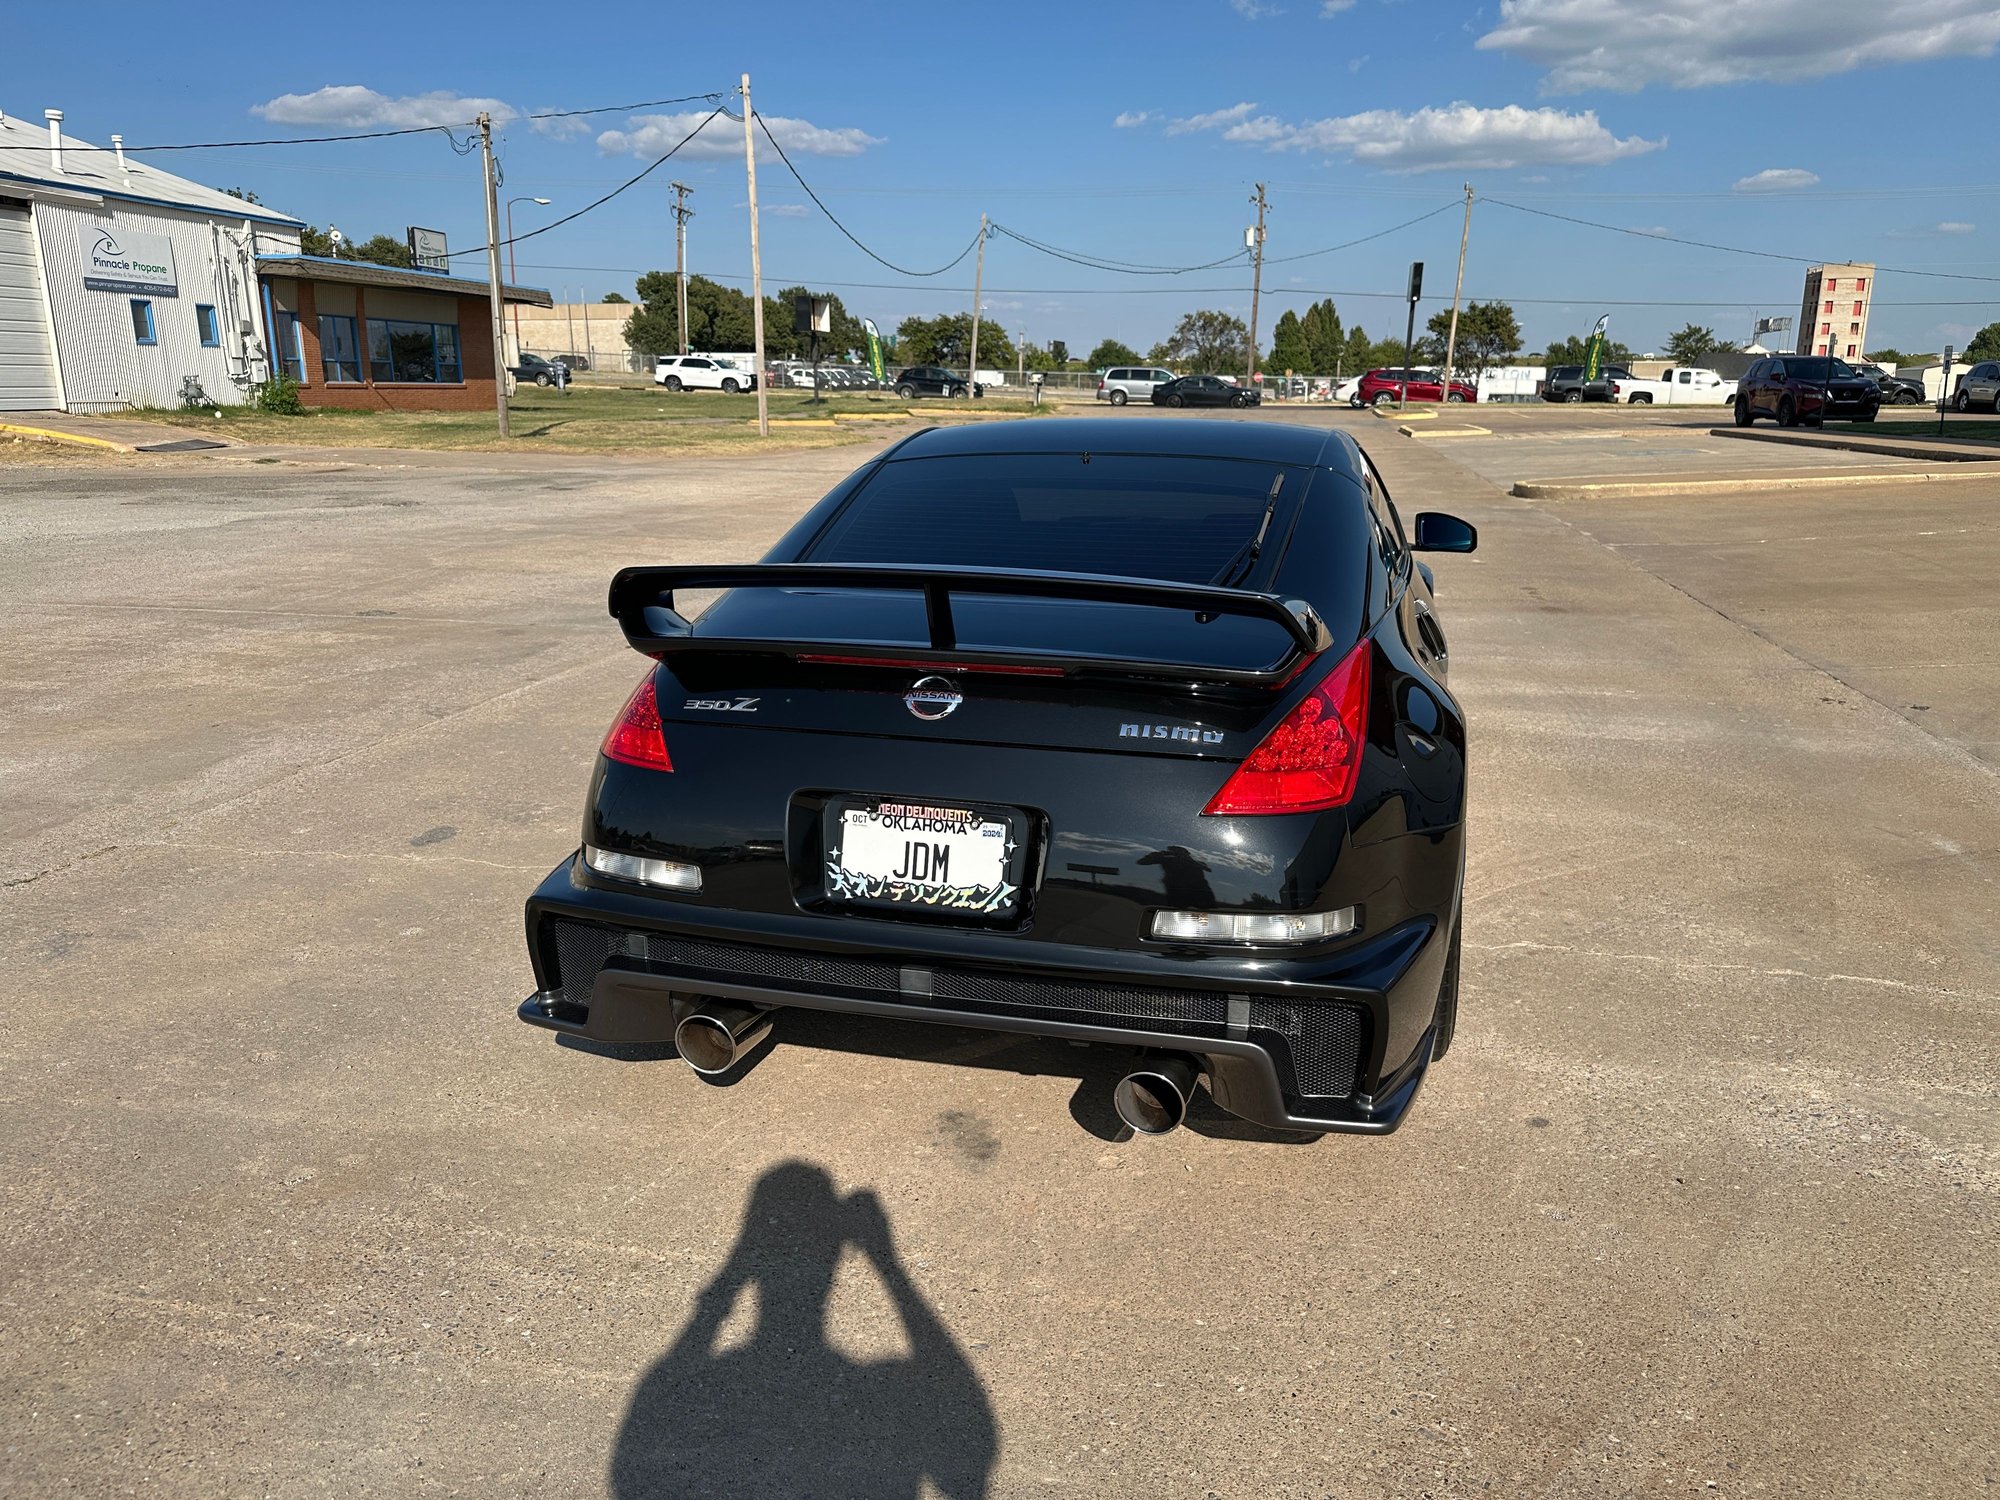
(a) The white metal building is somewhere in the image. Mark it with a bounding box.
[0,106,303,412]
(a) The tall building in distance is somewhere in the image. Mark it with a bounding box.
[1795,262,1876,360]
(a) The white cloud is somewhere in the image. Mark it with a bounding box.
[1348,55,1370,72]
[252,86,519,129]
[1631,225,1671,236]
[767,204,811,218]
[1191,102,1662,172]
[1231,0,1283,16]
[1113,110,1154,128]
[1478,0,2000,92]
[1321,0,1357,12]
[599,111,881,161]
[528,109,593,140]
[1937,220,1975,234]
[1168,102,1260,136]
[1733,167,1818,192]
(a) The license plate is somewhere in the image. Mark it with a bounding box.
[827,799,1020,915]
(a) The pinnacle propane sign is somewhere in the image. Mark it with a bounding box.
[81,226,179,297]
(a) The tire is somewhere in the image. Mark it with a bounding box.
[1630,393,1652,405]
[1778,397,1797,428]
[1563,389,1582,404]
[1431,919,1462,1063]
[1167,394,1185,408]
[1954,390,1971,412]
[1446,391,1465,403]
[1372,390,1396,408]
[1733,397,1752,427]
[720,377,740,394]
[1897,389,1920,405]
[1110,389,1128,407]
[535,373,552,387]
[895,384,916,399]
[665,376,683,392]
[1231,392,1247,408]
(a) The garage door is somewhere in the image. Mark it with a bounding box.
[0,205,61,410]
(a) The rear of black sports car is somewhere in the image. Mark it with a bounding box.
[519,418,1474,1135]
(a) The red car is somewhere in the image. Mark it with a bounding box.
[1351,368,1477,408]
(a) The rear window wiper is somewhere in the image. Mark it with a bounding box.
[1216,472,1286,588]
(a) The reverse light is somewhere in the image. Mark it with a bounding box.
[584,844,702,892]
[601,675,674,771]
[1150,907,1358,944]
[1202,639,1372,815]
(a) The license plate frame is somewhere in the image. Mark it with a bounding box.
[823,795,1029,920]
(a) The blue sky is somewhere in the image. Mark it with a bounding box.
[11,0,1999,358]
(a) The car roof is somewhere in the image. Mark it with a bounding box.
[887,416,1363,474]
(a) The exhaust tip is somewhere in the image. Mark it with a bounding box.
[674,1003,774,1076]
[1113,1054,1200,1135]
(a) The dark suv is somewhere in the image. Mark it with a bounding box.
[893,365,970,399]
[1734,356,1880,427]
[1541,364,1630,403]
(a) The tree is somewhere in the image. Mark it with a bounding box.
[1298,299,1345,374]
[771,287,867,362]
[1048,340,1069,365]
[1964,322,2000,363]
[1151,309,1248,372]
[1865,347,1911,366]
[624,272,758,356]
[895,312,1015,369]
[602,292,629,304]
[1664,323,1724,365]
[1545,332,1635,368]
[349,234,415,270]
[1425,300,1522,381]
[1268,309,1312,374]
[224,187,263,206]
[1087,338,1141,368]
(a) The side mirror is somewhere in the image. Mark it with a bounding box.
[1412,512,1478,553]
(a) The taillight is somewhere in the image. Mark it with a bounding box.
[1202,641,1370,815]
[601,674,673,771]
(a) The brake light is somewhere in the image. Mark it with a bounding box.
[602,674,674,771]
[1202,640,1370,815]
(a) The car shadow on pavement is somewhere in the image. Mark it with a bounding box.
[608,1160,999,1500]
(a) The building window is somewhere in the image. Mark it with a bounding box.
[1827,278,1839,292]
[1852,301,1864,316]
[319,314,362,382]
[274,311,306,382]
[1820,322,1831,335]
[1856,277,1867,292]
[195,304,221,347]
[130,300,156,345]
[367,319,462,383]
[1850,322,1860,334]
[1846,344,1856,357]
[1823,300,1834,314]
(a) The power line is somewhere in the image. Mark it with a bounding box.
[752,111,980,277]
[989,220,1248,275]
[450,107,729,257]
[1485,197,2000,284]
[1263,201,1462,264]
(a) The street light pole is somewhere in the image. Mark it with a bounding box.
[505,195,550,366]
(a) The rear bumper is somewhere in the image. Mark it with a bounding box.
[517,856,1446,1135]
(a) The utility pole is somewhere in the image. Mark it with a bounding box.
[1441,183,1474,397]
[740,74,768,436]
[670,181,694,356]
[1246,182,1267,385]
[966,214,987,397]
[477,113,508,438]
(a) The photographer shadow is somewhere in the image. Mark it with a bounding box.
[609,1160,998,1500]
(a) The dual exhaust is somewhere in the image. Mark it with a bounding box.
[673,999,1203,1136]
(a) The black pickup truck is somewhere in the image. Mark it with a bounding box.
[1540,364,1631,403]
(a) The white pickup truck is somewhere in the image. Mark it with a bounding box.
[1609,366,1737,405]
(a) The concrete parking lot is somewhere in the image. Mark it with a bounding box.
[3,417,1995,1497]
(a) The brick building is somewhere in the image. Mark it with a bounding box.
[1795,262,1876,360]
[256,255,552,411]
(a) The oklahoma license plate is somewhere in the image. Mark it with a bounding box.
[828,799,1019,915]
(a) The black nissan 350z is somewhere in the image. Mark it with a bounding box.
[518,418,1476,1136]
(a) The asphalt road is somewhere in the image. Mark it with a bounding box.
[2,419,1994,1498]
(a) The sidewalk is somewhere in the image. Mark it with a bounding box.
[1711,424,2000,464]
[0,410,233,453]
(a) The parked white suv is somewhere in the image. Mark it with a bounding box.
[1095,366,1177,406]
[655,355,749,393]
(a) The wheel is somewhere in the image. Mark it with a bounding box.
[1110,389,1127,406]
[1778,397,1797,428]
[1733,397,1752,427]
[1563,389,1582,403]
[665,376,683,392]
[1231,392,1247,408]
[1954,390,1971,412]
[720,377,740,394]
[1446,391,1465,403]
[1630,393,1652,405]
[535,373,552,387]
[1167,394,1185,408]
[1431,919,1462,1062]
[895,384,915,399]
[1372,390,1396,407]
[1896,389,1920,405]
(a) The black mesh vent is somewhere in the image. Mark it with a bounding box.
[1248,1000,1365,1099]
[548,917,899,1009]
[929,970,1228,1026]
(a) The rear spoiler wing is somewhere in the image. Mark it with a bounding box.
[606,564,1335,685]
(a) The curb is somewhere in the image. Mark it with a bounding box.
[1377,406,1436,421]
[1513,468,1996,501]
[1708,426,2000,464]
[1400,423,1490,439]
[0,421,131,453]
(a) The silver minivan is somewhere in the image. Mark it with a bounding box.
[1954,361,2000,412]
[1096,366,1177,406]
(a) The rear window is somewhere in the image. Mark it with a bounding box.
[1552,366,1581,379]
[807,453,1297,584]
